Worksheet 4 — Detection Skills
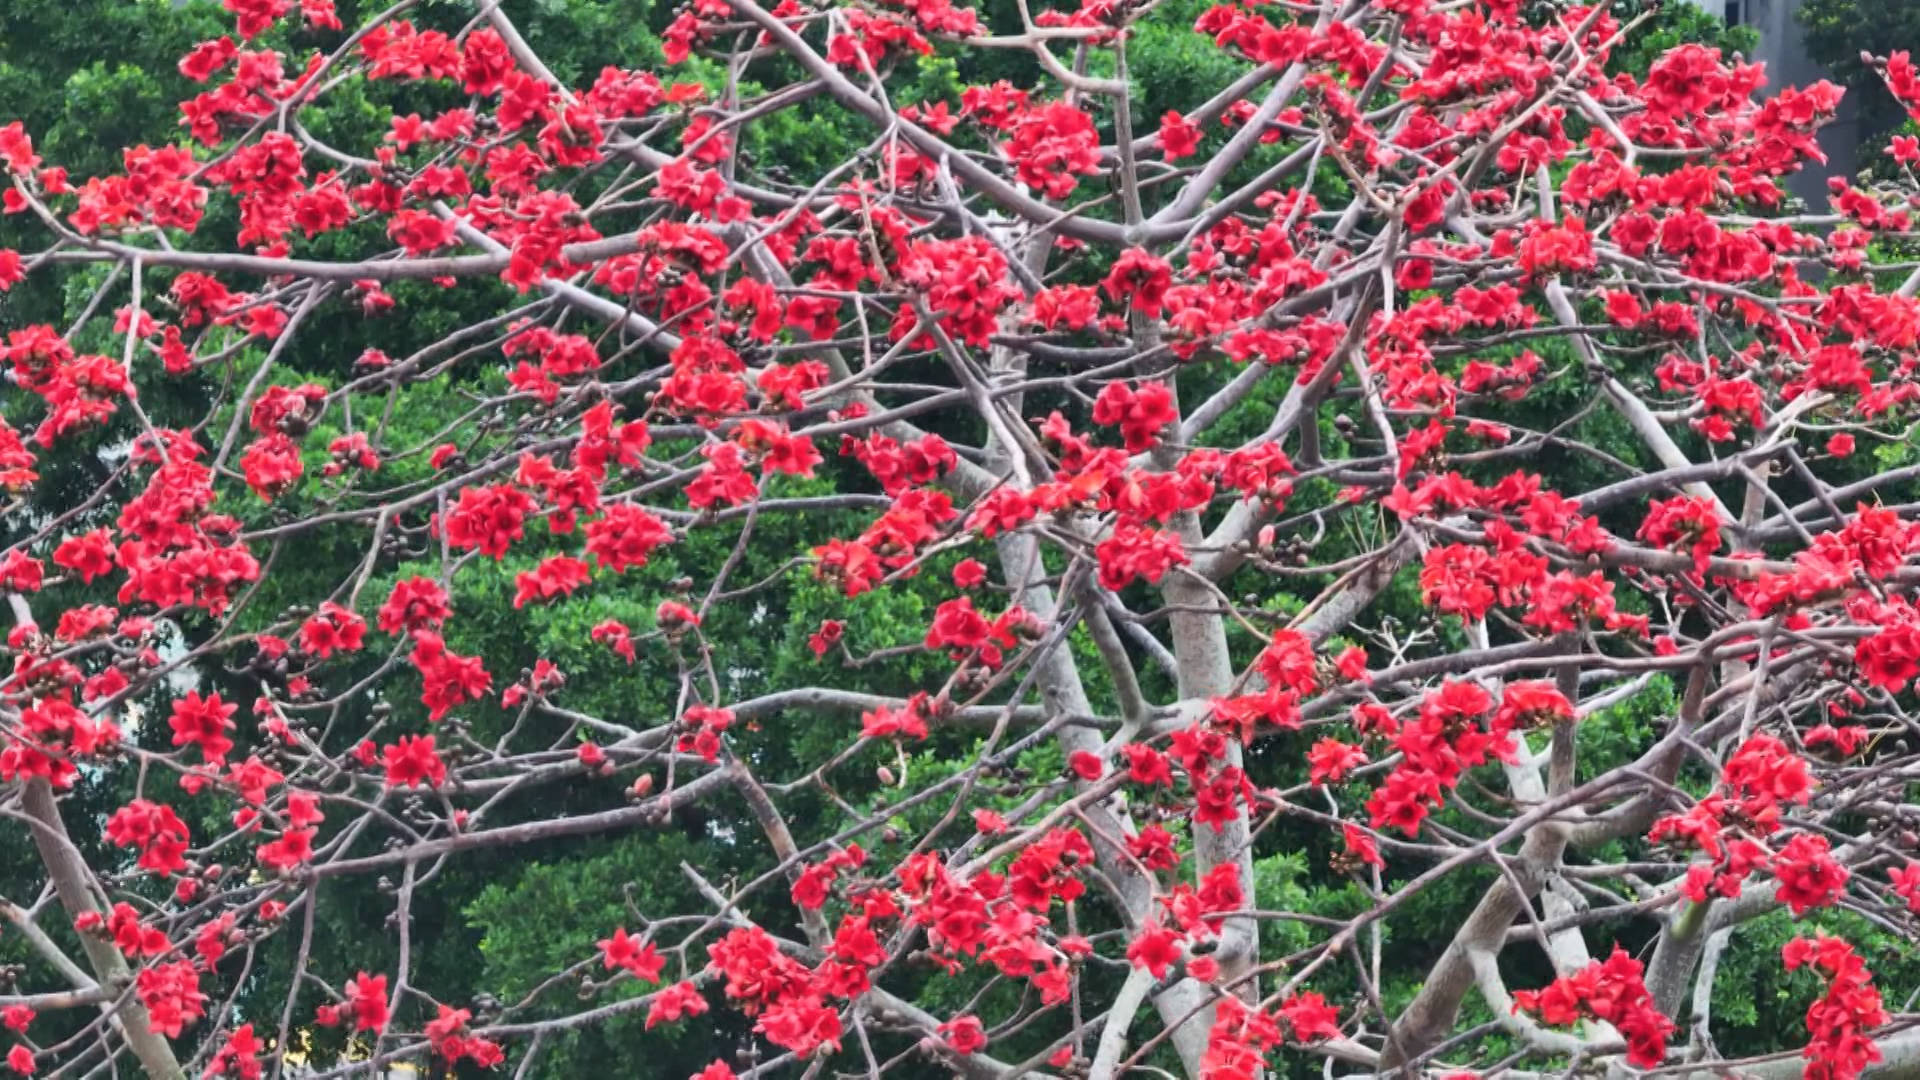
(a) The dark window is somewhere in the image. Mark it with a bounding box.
[1725,0,1745,25]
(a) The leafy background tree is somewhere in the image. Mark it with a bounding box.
[1800,0,1920,141]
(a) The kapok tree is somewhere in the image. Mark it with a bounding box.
[3,0,1920,1078]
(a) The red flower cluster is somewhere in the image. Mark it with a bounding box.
[408,631,492,721]
[811,490,957,597]
[1784,935,1887,1080]
[425,1006,504,1068]
[1650,734,1824,904]
[315,971,389,1033]
[1364,680,1532,837]
[135,961,207,1038]
[105,799,191,877]
[1512,947,1675,1068]
[924,597,1035,667]
[1091,381,1178,452]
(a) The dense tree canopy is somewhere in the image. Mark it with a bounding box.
[1799,0,1920,141]
[2,1,1920,1080]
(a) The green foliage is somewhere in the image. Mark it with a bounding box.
[1607,2,1756,83]
[465,832,754,1078]
[1710,906,1920,1055]
[1801,0,1920,139]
